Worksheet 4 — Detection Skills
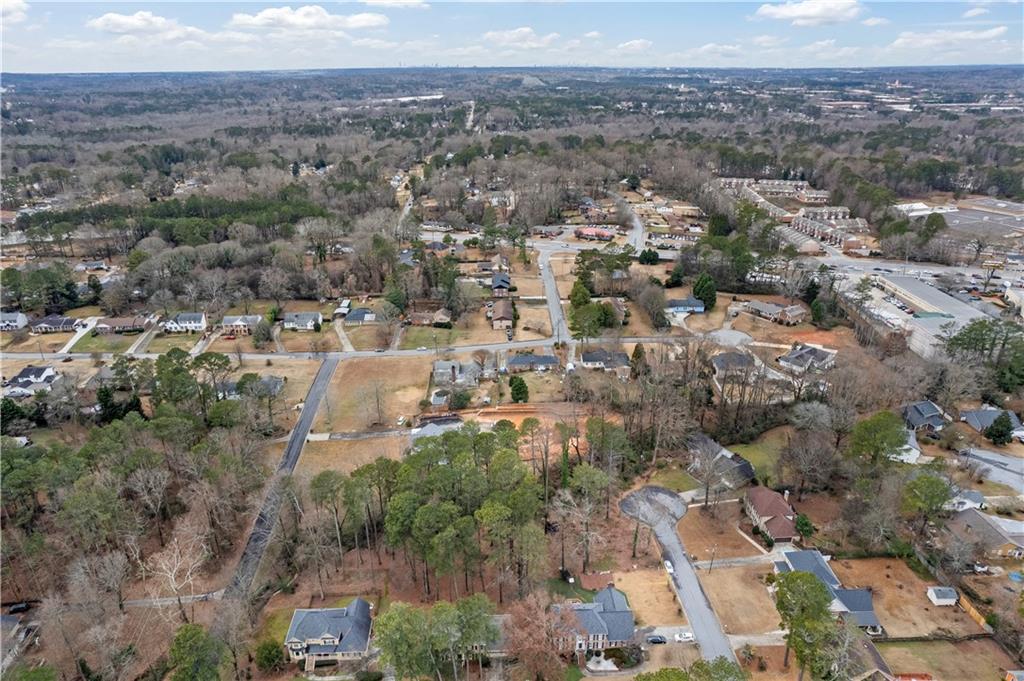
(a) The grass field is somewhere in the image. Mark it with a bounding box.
[314,355,433,432]
[279,328,341,353]
[650,464,700,493]
[64,305,103,319]
[71,332,136,353]
[399,326,466,350]
[145,333,199,353]
[546,578,595,603]
[294,436,409,479]
[731,426,790,480]
[518,372,565,403]
[346,325,386,351]
[877,639,1016,680]
[1,331,75,352]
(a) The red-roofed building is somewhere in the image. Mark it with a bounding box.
[744,487,796,543]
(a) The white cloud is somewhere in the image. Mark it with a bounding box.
[584,31,602,39]
[754,0,863,26]
[616,38,653,53]
[890,25,1007,50]
[482,26,559,49]
[360,0,430,8]
[800,38,859,59]
[2,0,28,24]
[352,37,399,49]
[690,42,741,57]
[44,37,96,50]
[86,10,180,34]
[963,7,990,18]
[85,10,256,46]
[752,34,788,48]
[861,17,889,26]
[229,6,388,31]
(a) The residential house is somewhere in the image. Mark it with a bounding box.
[744,487,797,542]
[283,312,323,331]
[836,623,894,681]
[433,360,481,388]
[492,272,511,298]
[902,400,948,434]
[711,351,754,379]
[687,434,756,490]
[29,315,83,334]
[506,354,560,373]
[774,550,883,635]
[411,415,465,442]
[555,585,635,653]
[0,312,28,331]
[574,227,615,241]
[777,343,836,374]
[94,316,148,334]
[579,349,631,379]
[161,312,207,334]
[491,299,514,330]
[345,308,376,325]
[746,301,807,325]
[665,296,705,314]
[333,299,352,319]
[217,375,285,400]
[220,315,263,335]
[407,308,452,327]
[960,407,1024,441]
[3,365,60,399]
[284,599,373,670]
[81,260,110,271]
[945,508,1024,559]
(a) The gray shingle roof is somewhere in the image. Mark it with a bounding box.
[962,408,1022,432]
[903,400,946,430]
[492,272,511,289]
[507,354,559,367]
[175,312,205,323]
[283,312,321,325]
[284,599,371,654]
[712,351,753,372]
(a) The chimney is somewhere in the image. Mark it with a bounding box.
[783,489,790,502]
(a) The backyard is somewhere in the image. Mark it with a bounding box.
[71,332,137,354]
[877,639,1017,680]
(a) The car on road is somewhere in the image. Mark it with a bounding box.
[673,632,694,643]
[416,346,427,351]
[646,635,667,645]
[664,560,674,574]
[374,348,385,352]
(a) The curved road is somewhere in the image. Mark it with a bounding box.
[620,486,736,664]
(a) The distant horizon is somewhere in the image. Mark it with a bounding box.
[3,1,1022,73]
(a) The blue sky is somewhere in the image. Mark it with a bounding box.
[2,1,1021,73]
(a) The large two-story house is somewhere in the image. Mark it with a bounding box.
[554,585,635,655]
[284,599,372,671]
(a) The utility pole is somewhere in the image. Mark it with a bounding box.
[707,543,718,573]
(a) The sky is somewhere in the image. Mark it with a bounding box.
[2,0,1022,73]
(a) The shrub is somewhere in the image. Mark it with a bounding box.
[254,640,285,672]
[355,672,384,681]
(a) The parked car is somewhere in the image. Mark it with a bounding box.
[673,632,695,642]
[646,635,667,645]
[664,560,674,575]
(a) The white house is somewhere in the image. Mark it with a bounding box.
[283,311,323,331]
[161,312,207,333]
[3,365,60,398]
[220,315,262,335]
[0,312,28,331]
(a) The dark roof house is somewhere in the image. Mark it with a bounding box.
[903,400,947,432]
[961,407,1023,434]
[775,550,882,634]
[284,598,373,668]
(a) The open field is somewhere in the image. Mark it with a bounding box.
[399,325,463,350]
[1,331,75,352]
[731,426,790,480]
[345,325,386,350]
[549,254,577,298]
[613,569,685,626]
[676,501,763,559]
[145,333,199,353]
[516,303,551,340]
[206,333,262,354]
[294,435,408,479]
[831,557,984,637]
[279,328,341,353]
[699,564,778,635]
[314,355,433,432]
[878,639,1017,680]
[71,332,136,353]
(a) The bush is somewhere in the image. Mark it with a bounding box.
[254,640,285,672]
[451,390,471,410]
[355,672,384,681]
[433,321,453,329]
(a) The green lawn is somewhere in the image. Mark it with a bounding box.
[65,305,103,319]
[730,426,788,479]
[546,578,595,603]
[564,666,584,681]
[145,333,199,353]
[256,596,354,645]
[72,332,136,353]
[650,465,700,492]
[399,326,465,350]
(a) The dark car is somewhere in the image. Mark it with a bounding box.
[646,635,667,644]
[8,602,30,614]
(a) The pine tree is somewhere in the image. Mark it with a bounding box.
[510,375,529,403]
[984,411,1014,445]
[693,272,717,310]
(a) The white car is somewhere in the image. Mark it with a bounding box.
[416,346,427,351]
[673,632,694,643]
[664,560,674,575]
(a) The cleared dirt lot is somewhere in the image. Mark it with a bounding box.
[743,646,798,681]
[314,355,432,432]
[677,501,763,559]
[279,328,341,353]
[2,331,75,352]
[878,639,1017,680]
[831,558,984,637]
[516,303,551,340]
[295,435,408,479]
[613,569,685,626]
[699,564,779,635]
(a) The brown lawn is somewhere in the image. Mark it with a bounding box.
[517,371,565,403]
[878,639,1017,680]
[345,325,386,351]
[831,558,985,637]
[699,564,779,635]
[2,331,75,352]
[681,293,730,334]
[514,275,546,297]
[677,501,763,559]
[614,569,685,626]
[516,304,551,340]
[145,332,200,353]
[206,334,262,354]
[228,358,320,430]
[279,328,341,353]
[295,435,408,479]
[314,355,433,432]
[742,646,799,681]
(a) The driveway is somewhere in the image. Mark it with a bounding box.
[961,448,1024,494]
[620,486,737,663]
[538,249,571,346]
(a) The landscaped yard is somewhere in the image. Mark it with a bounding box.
[71,332,137,353]
[730,425,791,481]
[649,464,700,493]
[145,333,199,353]
[546,578,595,603]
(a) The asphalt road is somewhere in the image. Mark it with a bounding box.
[620,486,737,663]
[538,248,571,345]
[224,356,339,598]
[960,448,1024,494]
